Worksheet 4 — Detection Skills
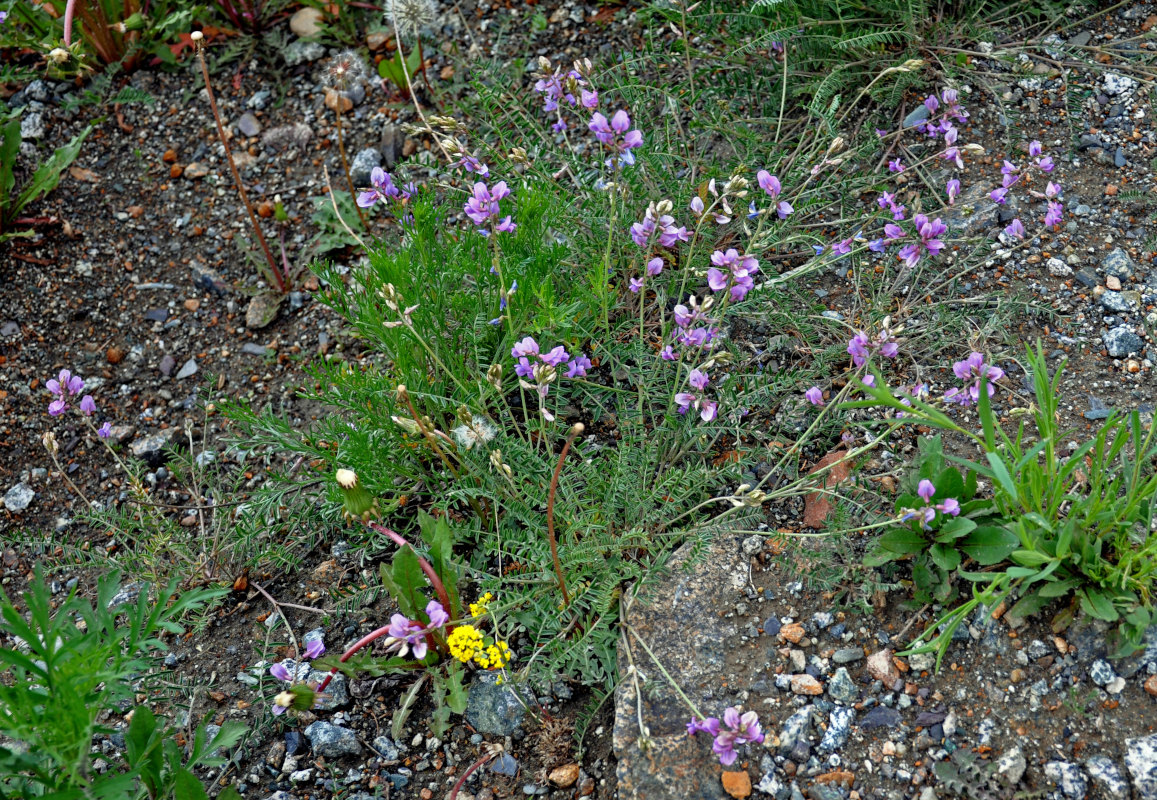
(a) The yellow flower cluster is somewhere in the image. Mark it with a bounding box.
[469,592,494,618]
[447,625,484,663]
[446,623,512,670]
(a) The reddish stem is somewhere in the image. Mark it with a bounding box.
[314,522,454,693]
[449,752,497,800]
[63,0,76,45]
[546,423,583,607]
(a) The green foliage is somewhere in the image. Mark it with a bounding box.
[377,45,422,93]
[1,111,91,242]
[852,342,1157,665]
[0,567,238,798]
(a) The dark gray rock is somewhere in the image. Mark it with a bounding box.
[827,667,857,704]
[465,672,531,735]
[1115,146,1127,168]
[248,90,272,110]
[191,264,229,295]
[903,105,931,128]
[778,706,814,754]
[1126,734,1157,800]
[859,706,901,729]
[1045,762,1088,798]
[371,735,399,760]
[1103,326,1144,358]
[304,722,361,759]
[817,707,854,753]
[128,429,176,467]
[1101,291,1137,313]
[1103,248,1136,279]
[349,148,381,187]
[490,752,519,776]
[1089,659,1118,686]
[941,181,1013,237]
[284,731,307,755]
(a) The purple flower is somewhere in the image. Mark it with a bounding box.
[708,249,759,302]
[1036,156,1054,173]
[47,369,85,416]
[1001,172,1019,190]
[357,167,402,208]
[660,345,676,360]
[674,369,717,422]
[629,277,644,294]
[847,332,870,368]
[1045,201,1063,227]
[805,386,824,406]
[687,717,721,737]
[551,119,567,132]
[883,223,905,240]
[581,89,598,108]
[589,110,642,166]
[1028,140,1042,158]
[948,352,1004,405]
[757,170,781,198]
[924,94,939,114]
[512,337,540,359]
[646,257,664,276]
[831,238,852,256]
[898,214,946,268]
[79,395,96,416]
[303,637,326,659]
[631,208,687,249]
[1045,181,1062,200]
[270,662,293,682]
[946,179,961,205]
[426,600,450,628]
[937,498,961,516]
[388,613,431,660]
[1003,218,1025,239]
[917,479,935,502]
[711,707,765,767]
[942,147,963,169]
[98,422,112,438]
[567,354,592,378]
[534,67,584,112]
[877,192,895,210]
[989,187,1009,205]
[888,159,904,173]
[0,11,7,23]
[1001,160,1018,175]
[868,238,885,253]
[459,155,489,178]
[464,181,516,236]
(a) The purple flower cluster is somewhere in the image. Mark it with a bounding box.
[847,327,900,368]
[464,180,517,236]
[47,369,95,418]
[458,154,489,179]
[387,600,450,660]
[629,257,664,294]
[511,337,590,411]
[877,191,905,221]
[756,171,793,219]
[898,479,961,528]
[687,707,765,766]
[944,352,1003,406]
[589,110,642,166]
[707,248,760,302]
[989,143,1060,231]
[671,296,719,352]
[674,368,717,422]
[631,205,689,249]
[533,66,594,113]
[357,167,415,209]
[268,636,326,716]
[895,214,947,269]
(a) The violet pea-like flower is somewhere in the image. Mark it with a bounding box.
[357,167,402,208]
[303,637,326,659]
[1003,218,1025,239]
[464,181,516,236]
[388,613,431,660]
[1045,201,1063,227]
[674,368,718,422]
[946,179,961,205]
[804,386,824,406]
[711,707,765,767]
[567,354,592,378]
[589,110,643,166]
[47,369,85,416]
[98,422,112,438]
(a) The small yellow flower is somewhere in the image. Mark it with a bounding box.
[474,640,511,670]
[469,592,494,618]
[447,625,484,664]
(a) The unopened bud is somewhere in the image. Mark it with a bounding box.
[962,143,986,155]
[335,468,358,489]
[655,199,673,215]
[537,56,551,71]
[486,363,504,389]
[190,30,204,41]
[48,47,71,64]
[42,432,59,455]
[827,136,847,155]
[509,146,528,163]
[391,415,422,435]
[901,58,925,71]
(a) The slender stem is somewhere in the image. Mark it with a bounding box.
[194,38,283,292]
[250,580,300,660]
[367,521,453,616]
[334,107,369,229]
[546,423,583,607]
[63,0,76,45]
[449,750,498,800]
[322,164,368,249]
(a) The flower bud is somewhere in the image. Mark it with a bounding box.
[537,56,552,71]
[486,363,504,389]
[901,58,925,71]
[962,143,986,155]
[42,432,59,455]
[48,48,71,64]
[336,468,379,523]
[509,146,528,164]
[655,199,673,215]
[391,415,422,435]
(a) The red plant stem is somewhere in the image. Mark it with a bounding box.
[314,522,453,694]
[63,0,76,44]
[449,752,496,800]
[546,423,583,608]
[194,41,284,293]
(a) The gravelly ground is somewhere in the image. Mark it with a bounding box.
[2,1,1157,799]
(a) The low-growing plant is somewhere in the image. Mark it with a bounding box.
[0,567,241,798]
[855,343,1157,663]
[1,110,91,243]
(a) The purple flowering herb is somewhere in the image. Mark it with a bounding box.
[1045,181,1062,199]
[757,170,781,198]
[581,89,598,108]
[98,422,112,438]
[388,613,432,660]
[628,277,645,294]
[674,369,718,422]
[897,214,947,268]
[269,662,293,682]
[660,345,676,361]
[303,637,326,660]
[883,223,905,240]
[1001,172,1019,190]
[567,354,592,378]
[551,119,567,132]
[357,167,403,209]
[847,332,870,368]
[947,352,1004,405]
[1003,218,1025,239]
[946,179,961,205]
[426,600,450,628]
[707,248,759,302]
[459,155,489,178]
[687,717,721,737]
[1036,156,1054,172]
[1044,201,1063,227]
[79,395,96,416]
[464,180,516,236]
[917,479,935,503]
[711,708,765,766]
[46,369,85,416]
[1028,140,1042,158]
[631,207,688,249]
[812,244,825,256]
[888,159,904,173]
[831,238,852,256]
[989,187,1009,205]
[533,67,585,112]
[1001,160,1018,175]
[805,386,824,406]
[589,110,643,166]
[647,257,664,276]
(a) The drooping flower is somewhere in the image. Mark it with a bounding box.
[567,354,592,378]
[897,214,947,268]
[756,170,793,218]
[946,179,961,205]
[464,180,516,235]
[888,159,905,173]
[459,154,490,178]
[79,395,96,415]
[303,637,326,660]
[805,386,824,406]
[1003,218,1025,239]
[1045,181,1062,200]
[631,204,688,248]
[711,707,765,767]
[674,369,718,422]
[98,422,112,438]
[46,369,85,416]
[989,187,1009,205]
[1044,201,1063,227]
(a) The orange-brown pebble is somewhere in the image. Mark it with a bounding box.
[780,623,805,644]
[790,674,824,695]
[722,770,752,799]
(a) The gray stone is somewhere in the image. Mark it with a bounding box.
[304,722,361,759]
[817,707,854,753]
[490,752,519,776]
[349,148,381,187]
[1103,73,1137,96]
[832,648,863,664]
[237,112,262,138]
[908,652,935,672]
[242,342,269,356]
[1103,326,1144,358]
[3,483,35,513]
[1127,734,1157,800]
[191,264,229,295]
[1068,31,1092,47]
[128,429,176,467]
[1090,658,1118,686]
[24,80,49,102]
[1084,755,1130,800]
[827,667,857,704]
[465,672,530,735]
[1103,248,1136,279]
[1047,257,1073,277]
[941,181,1013,237]
[371,735,399,760]
[1045,762,1089,798]
[306,669,349,710]
[903,105,931,128]
[159,354,176,377]
[20,112,45,140]
[380,124,400,167]
[107,581,146,609]
[1101,291,1138,313]
[1115,146,1127,168]
[175,358,198,380]
[778,706,814,754]
[995,747,1027,785]
[1076,268,1100,288]
[248,90,272,110]
[859,706,901,729]
[757,773,790,800]
[282,40,326,66]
